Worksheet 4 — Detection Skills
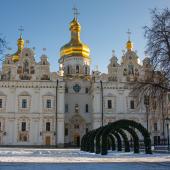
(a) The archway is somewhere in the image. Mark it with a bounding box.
[81,119,152,155]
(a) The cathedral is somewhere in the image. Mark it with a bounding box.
[0,12,169,147]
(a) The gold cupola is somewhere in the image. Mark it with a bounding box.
[60,16,90,59]
[126,29,133,51]
[12,34,24,62]
[17,35,24,52]
[126,40,133,51]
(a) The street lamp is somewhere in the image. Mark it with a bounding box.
[144,95,150,132]
[165,117,170,151]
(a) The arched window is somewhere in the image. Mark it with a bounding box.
[76,65,79,73]
[17,66,22,74]
[123,68,127,76]
[23,60,29,74]
[30,66,35,74]
[22,99,27,108]
[85,66,88,75]
[67,66,70,74]
[128,64,134,75]
[46,122,51,131]
[85,104,89,113]
[75,104,79,113]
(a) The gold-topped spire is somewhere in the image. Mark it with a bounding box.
[17,26,24,52]
[60,7,90,58]
[126,29,133,51]
[12,26,25,62]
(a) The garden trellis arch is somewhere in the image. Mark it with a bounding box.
[81,119,152,155]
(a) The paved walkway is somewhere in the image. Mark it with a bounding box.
[0,162,170,170]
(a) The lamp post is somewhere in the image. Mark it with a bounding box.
[144,95,150,132]
[100,80,104,127]
[165,117,170,151]
[55,79,58,147]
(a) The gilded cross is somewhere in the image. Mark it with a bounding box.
[72,6,80,18]
[127,29,131,40]
[18,26,24,36]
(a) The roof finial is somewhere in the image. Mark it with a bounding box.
[112,49,115,56]
[72,5,80,19]
[18,26,24,37]
[126,28,131,41]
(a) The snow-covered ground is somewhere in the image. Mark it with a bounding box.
[0,148,169,170]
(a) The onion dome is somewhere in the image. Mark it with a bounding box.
[60,17,90,59]
[12,35,24,62]
[17,35,24,52]
[126,40,133,51]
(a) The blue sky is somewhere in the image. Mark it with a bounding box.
[0,0,170,73]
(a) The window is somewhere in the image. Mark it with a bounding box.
[22,99,27,108]
[75,104,79,113]
[65,87,68,93]
[46,99,51,108]
[65,104,68,113]
[23,60,29,74]
[85,104,89,113]
[85,66,88,75]
[154,123,157,132]
[21,122,26,131]
[85,88,89,94]
[65,128,68,136]
[67,66,70,74]
[152,97,157,110]
[108,100,112,109]
[74,124,79,129]
[144,95,149,105]
[0,99,2,108]
[30,66,35,74]
[46,122,50,131]
[76,65,79,73]
[130,100,135,109]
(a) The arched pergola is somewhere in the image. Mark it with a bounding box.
[81,119,152,155]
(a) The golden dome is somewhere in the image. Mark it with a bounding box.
[12,35,24,62]
[12,53,19,62]
[126,40,133,51]
[70,17,81,32]
[17,35,24,52]
[60,17,90,58]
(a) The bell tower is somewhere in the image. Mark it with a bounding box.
[59,7,90,79]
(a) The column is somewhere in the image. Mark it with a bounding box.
[57,81,65,147]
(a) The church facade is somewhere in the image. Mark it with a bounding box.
[0,15,169,147]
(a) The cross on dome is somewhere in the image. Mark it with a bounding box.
[112,50,115,56]
[127,29,131,40]
[18,26,24,36]
[72,6,80,19]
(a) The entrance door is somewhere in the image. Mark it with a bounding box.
[45,136,51,145]
[154,136,160,145]
[76,136,80,147]
[74,135,80,147]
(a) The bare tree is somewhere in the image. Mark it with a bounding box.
[144,8,170,79]
[130,8,170,139]
[132,8,170,98]
[0,36,7,62]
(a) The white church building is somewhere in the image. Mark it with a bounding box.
[0,14,169,147]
